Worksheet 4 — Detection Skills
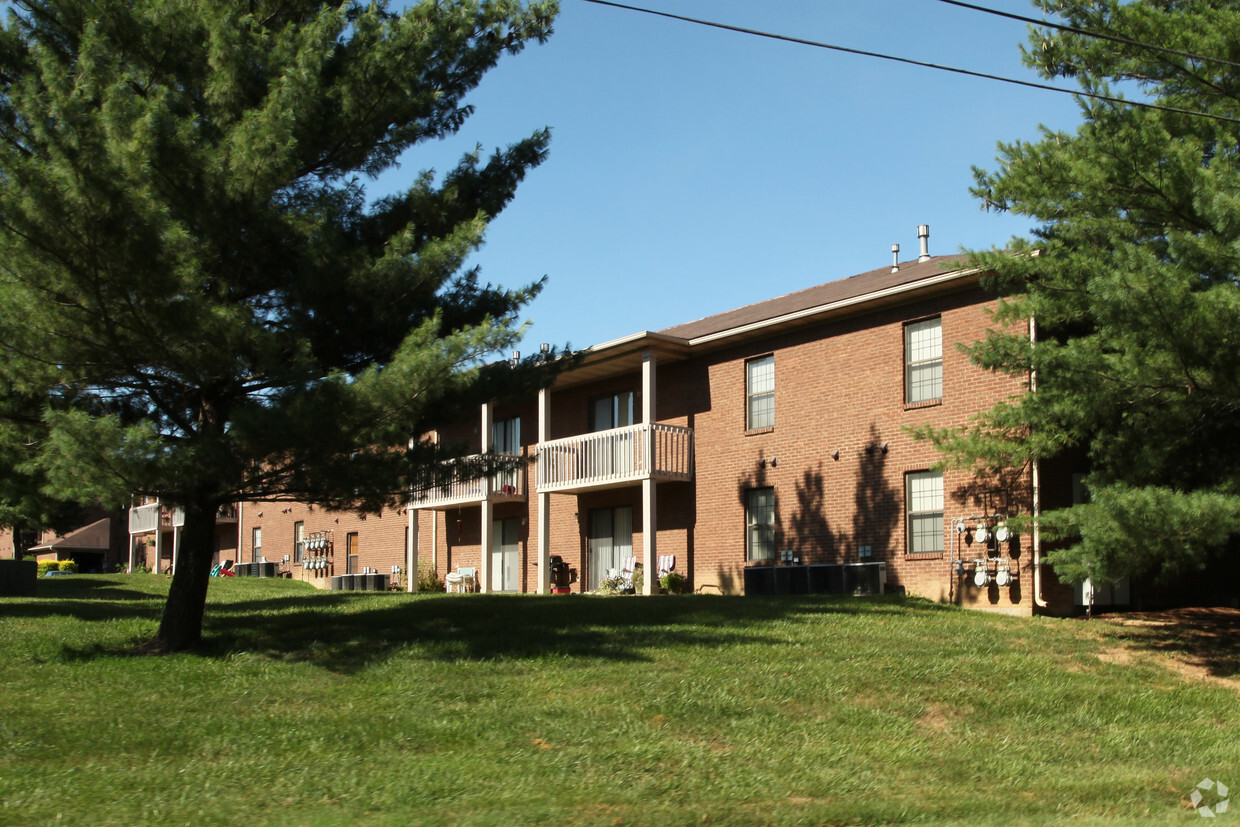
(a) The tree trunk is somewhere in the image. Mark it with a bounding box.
[12,526,36,562]
[146,499,218,652]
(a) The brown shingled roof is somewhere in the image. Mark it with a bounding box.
[658,254,965,341]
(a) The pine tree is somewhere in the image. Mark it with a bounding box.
[921,1,1240,587]
[0,0,558,650]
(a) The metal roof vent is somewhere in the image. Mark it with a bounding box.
[891,244,900,273]
[917,224,931,262]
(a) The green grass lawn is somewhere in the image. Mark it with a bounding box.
[1,576,1236,825]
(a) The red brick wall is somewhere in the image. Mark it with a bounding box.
[680,287,1035,611]
[240,502,409,588]
[230,283,1058,612]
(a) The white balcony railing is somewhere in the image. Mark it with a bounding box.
[128,502,185,534]
[537,423,693,493]
[412,455,526,509]
[128,502,237,533]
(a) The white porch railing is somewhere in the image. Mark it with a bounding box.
[537,423,693,493]
[412,455,526,510]
[128,502,237,533]
[128,502,184,534]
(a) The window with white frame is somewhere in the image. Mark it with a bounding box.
[491,416,522,492]
[590,391,635,432]
[904,317,942,404]
[251,527,262,563]
[492,416,520,455]
[746,355,774,430]
[906,471,944,556]
[746,487,776,561]
[293,521,304,563]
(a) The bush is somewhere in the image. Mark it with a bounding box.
[417,566,444,593]
[36,560,78,576]
[594,566,644,595]
[594,573,628,595]
[659,571,688,594]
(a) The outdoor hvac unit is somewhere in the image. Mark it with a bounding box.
[1074,577,1131,607]
[842,562,886,596]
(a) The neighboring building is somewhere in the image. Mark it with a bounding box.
[0,511,128,572]
[126,496,240,573]
[229,228,1081,615]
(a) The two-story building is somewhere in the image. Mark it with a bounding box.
[232,229,1078,614]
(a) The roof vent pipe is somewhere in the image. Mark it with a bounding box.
[891,244,900,273]
[917,224,931,262]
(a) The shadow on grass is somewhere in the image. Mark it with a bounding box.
[22,576,162,600]
[0,576,166,622]
[36,576,944,673]
[1096,607,1240,679]
[193,594,880,673]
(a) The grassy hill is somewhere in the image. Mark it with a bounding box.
[1,575,1236,824]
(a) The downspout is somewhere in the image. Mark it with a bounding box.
[1030,315,1048,609]
[236,500,243,568]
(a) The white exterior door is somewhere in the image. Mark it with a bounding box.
[490,517,521,592]
[588,506,632,590]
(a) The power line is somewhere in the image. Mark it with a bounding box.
[935,0,1240,72]
[576,0,1240,126]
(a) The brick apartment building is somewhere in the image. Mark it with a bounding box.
[210,229,1079,615]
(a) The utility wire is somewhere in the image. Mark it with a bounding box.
[577,0,1240,126]
[935,0,1240,72]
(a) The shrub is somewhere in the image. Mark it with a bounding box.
[659,571,688,594]
[594,573,628,595]
[36,560,78,576]
[417,566,444,593]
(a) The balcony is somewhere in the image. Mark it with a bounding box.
[128,502,184,534]
[537,423,693,494]
[128,502,239,533]
[412,455,527,510]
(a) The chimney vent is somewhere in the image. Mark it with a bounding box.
[917,224,931,262]
[891,244,900,273]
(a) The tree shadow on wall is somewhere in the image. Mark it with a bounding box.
[949,461,1032,522]
[734,426,899,568]
[852,424,899,562]
[788,463,841,562]
[733,453,778,572]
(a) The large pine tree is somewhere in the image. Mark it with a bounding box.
[0,0,558,650]
[924,1,1240,588]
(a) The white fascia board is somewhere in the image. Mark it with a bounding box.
[684,267,982,347]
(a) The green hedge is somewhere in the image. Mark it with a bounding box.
[35,560,79,576]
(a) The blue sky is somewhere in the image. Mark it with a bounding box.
[384,0,1085,352]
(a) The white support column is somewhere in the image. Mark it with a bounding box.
[127,502,137,574]
[641,349,657,595]
[154,505,163,574]
[235,501,243,569]
[537,386,551,594]
[172,525,181,574]
[478,403,493,594]
[406,496,418,594]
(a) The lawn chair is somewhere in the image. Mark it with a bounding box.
[619,555,636,590]
[445,566,476,593]
[657,554,676,577]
